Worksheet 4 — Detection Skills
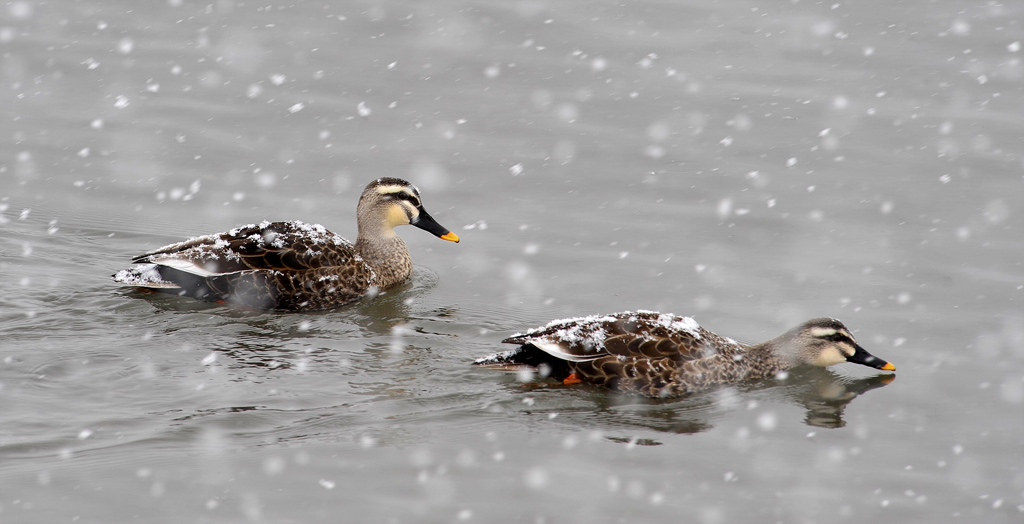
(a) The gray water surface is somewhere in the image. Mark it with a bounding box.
[2,1,1023,522]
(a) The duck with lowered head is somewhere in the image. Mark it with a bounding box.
[475,311,895,398]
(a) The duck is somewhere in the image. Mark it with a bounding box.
[113,177,459,311]
[474,311,895,398]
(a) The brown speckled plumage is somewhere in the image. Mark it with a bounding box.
[113,178,459,311]
[475,311,895,398]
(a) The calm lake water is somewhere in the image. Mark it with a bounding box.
[2,0,1022,522]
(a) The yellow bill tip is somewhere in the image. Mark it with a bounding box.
[881,362,896,371]
[440,231,460,243]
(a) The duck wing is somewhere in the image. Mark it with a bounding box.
[500,310,716,363]
[114,221,374,309]
[133,220,360,275]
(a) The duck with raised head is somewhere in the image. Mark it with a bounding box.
[113,177,459,311]
[475,311,895,398]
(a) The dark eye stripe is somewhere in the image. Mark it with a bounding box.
[383,191,421,206]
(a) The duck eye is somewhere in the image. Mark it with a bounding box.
[824,333,850,344]
[385,192,420,207]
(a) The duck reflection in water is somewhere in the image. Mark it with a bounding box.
[499,365,894,441]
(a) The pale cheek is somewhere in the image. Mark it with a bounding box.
[812,347,847,367]
[386,206,411,228]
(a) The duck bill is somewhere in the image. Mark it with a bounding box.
[846,344,895,371]
[411,208,460,243]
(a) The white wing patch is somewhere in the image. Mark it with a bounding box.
[530,339,604,362]
[149,256,232,277]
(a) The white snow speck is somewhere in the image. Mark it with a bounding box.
[201,353,217,365]
[756,412,777,431]
[637,53,657,68]
[262,456,285,475]
[523,467,549,490]
[8,2,34,19]
[318,479,336,490]
[114,95,130,108]
[270,74,286,85]
[786,157,797,167]
[717,198,732,219]
[950,20,970,36]
[357,101,372,117]
[644,144,665,158]
[1009,41,1021,53]
[288,102,305,113]
[515,368,535,382]
[607,475,621,492]
[77,429,93,440]
[653,313,701,336]
[117,37,134,54]
[509,163,524,176]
